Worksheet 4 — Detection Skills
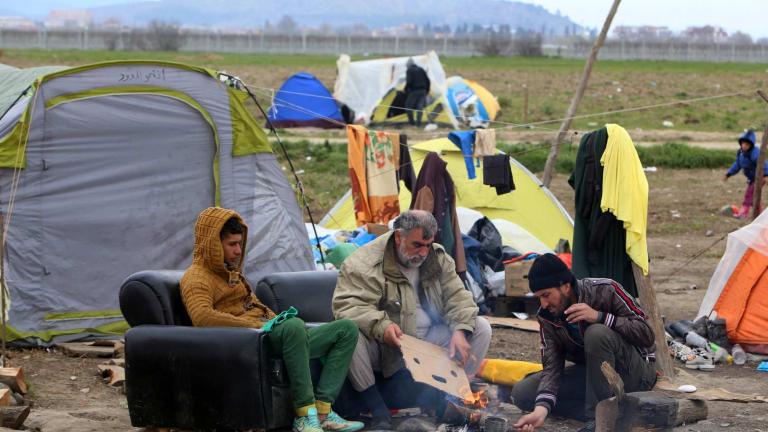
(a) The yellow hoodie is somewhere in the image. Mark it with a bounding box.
[180,207,276,327]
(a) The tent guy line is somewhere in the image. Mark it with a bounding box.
[263,88,741,293]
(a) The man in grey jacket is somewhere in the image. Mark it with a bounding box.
[512,254,657,432]
[333,210,491,430]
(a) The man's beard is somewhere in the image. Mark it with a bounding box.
[553,290,574,317]
[397,242,427,268]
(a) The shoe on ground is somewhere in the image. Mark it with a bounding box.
[685,349,715,371]
[576,420,596,432]
[667,338,695,363]
[320,411,364,432]
[294,407,324,432]
[366,415,393,431]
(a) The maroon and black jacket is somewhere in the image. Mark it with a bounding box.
[534,278,656,413]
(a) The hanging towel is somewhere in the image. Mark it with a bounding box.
[347,125,372,225]
[600,124,649,275]
[473,128,497,157]
[398,133,417,192]
[483,154,515,195]
[448,130,477,179]
[347,125,401,226]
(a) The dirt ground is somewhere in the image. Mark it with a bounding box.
[4,164,767,431]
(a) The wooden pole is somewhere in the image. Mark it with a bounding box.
[752,90,768,219]
[632,263,675,378]
[523,84,529,125]
[542,0,621,187]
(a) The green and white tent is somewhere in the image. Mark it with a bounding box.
[0,61,314,345]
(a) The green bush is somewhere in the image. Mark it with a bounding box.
[498,142,734,173]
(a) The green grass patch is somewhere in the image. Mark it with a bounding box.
[0,48,341,68]
[442,56,767,74]
[273,139,349,219]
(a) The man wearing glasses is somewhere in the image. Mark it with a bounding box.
[180,207,364,432]
[333,210,491,430]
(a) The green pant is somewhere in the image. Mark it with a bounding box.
[267,317,358,414]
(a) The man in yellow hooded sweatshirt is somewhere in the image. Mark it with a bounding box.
[181,207,363,432]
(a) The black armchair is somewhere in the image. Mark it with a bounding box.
[119,270,337,431]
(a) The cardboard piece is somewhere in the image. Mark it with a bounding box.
[399,335,471,400]
[655,378,767,403]
[485,316,540,332]
[504,260,533,297]
[57,342,116,358]
[365,223,390,237]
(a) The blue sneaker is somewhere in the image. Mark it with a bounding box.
[293,407,323,432]
[320,410,364,432]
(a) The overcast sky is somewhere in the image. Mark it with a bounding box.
[525,0,768,38]
[20,0,768,39]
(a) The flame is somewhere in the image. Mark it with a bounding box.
[461,386,489,409]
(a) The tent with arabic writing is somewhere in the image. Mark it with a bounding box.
[0,60,314,346]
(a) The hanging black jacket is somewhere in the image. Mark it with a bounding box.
[568,128,637,297]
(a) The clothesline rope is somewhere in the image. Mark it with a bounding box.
[245,80,749,137]
[252,80,740,288]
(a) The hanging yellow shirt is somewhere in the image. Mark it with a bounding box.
[600,124,649,275]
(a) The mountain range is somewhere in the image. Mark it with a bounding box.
[7,0,583,35]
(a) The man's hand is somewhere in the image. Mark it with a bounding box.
[513,406,548,431]
[564,303,599,324]
[383,323,403,348]
[449,330,472,367]
[723,174,729,182]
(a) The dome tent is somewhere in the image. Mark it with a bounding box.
[0,60,314,345]
[267,72,346,128]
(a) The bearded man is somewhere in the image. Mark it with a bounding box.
[333,210,491,431]
[511,254,657,432]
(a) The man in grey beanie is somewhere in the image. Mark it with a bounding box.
[512,254,657,432]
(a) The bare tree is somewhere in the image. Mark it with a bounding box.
[127,28,148,51]
[104,31,120,51]
[277,15,298,34]
[146,20,185,51]
[475,34,512,56]
[513,34,543,56]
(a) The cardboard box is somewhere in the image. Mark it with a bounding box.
[365,223,390,237]
[504,260,533,297]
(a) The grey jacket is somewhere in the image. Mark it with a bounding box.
[333,231,478,377]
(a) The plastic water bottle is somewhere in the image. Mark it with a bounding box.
[709,342,730,364]
[685,331,708,349]
[731,344,747,365]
